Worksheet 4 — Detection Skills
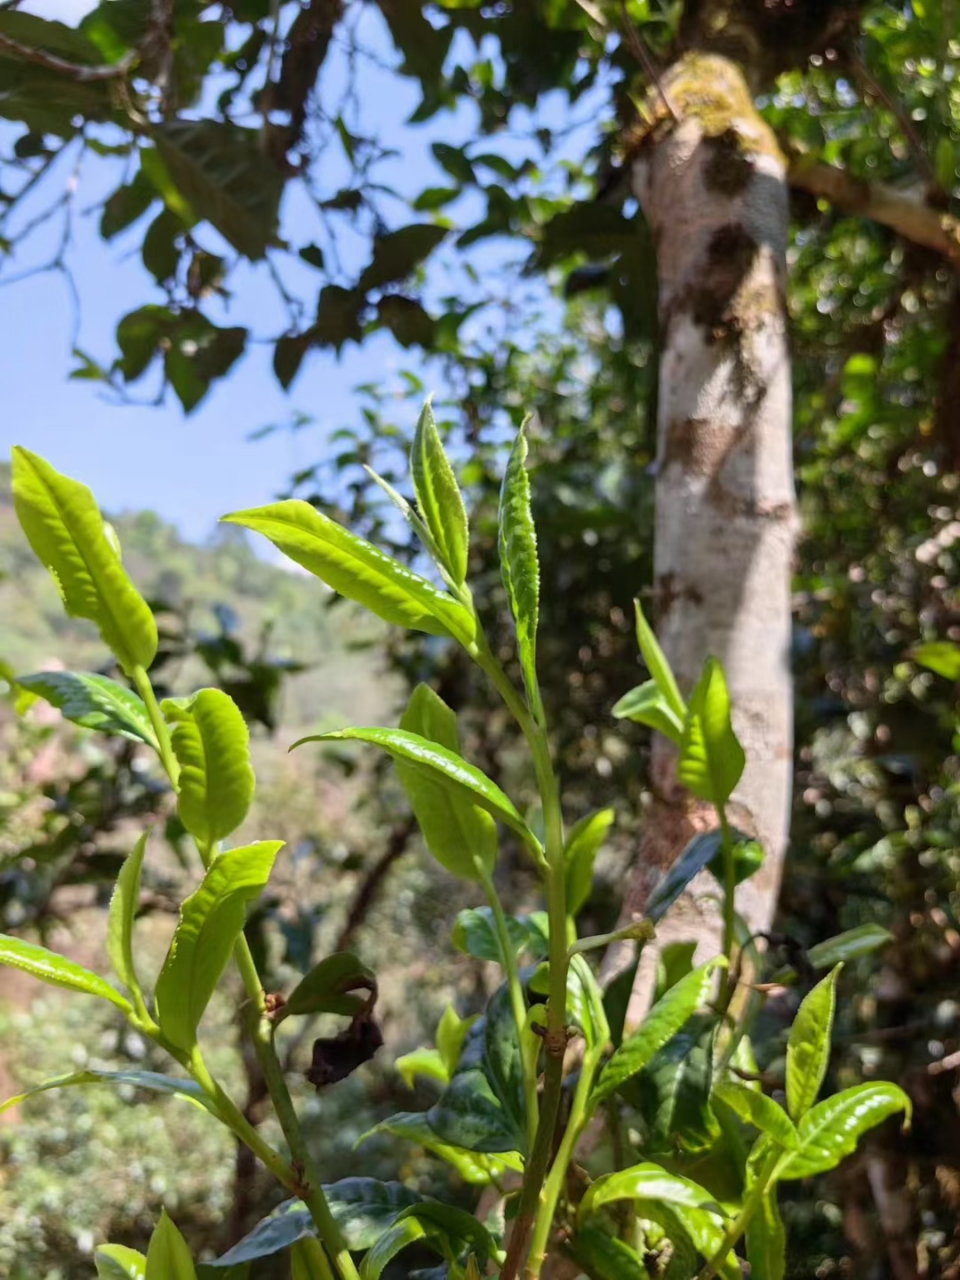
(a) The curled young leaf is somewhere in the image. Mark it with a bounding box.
[712,1081,799,1150]
[162,688,255,847]
[394,683,497,881]
[785,966,841,1121]
[678,658,745,806]
[411,399,469,586]
[499,419,542,719]
[107,831,149,1005]
[276,951,375,1024]
[612,680,684,742]
[155,841,283,1051]
[145,1209,196,1280]
[564,808,614,917]
[12,448,157,675]
[633,598,686,721]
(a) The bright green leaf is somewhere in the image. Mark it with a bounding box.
[499,420,541,717]
[411,399,469,585]
[394,1047,448,1088]
[712,1081,798,1150]
[781,1083,911,1179]
[611,679,684,742]
[786,966,840,1121]
[0,1068,216,1118]
[591,959,724,1106]
[154,841,283,1050]
[162,688,255,847]
[437,1004,476,1074]
[294,726,540,860]
[360,1218,431,1280]
[0,933,131,1012]
[678,658,745,805]
[107,831,148,1002]
[222,500,473,644]
[16,670,157,747]
[564,808,614,917]
[633,598,685,719]
[95,1245,147,1279]
[910,640,960,681]
[11,448,157,675]
[145,1209,196,1280]
[771,924,894,984]
[746,1189,785,1280]
[291,1239,331,1280]
[394,683,497,880]
[579,1161,723,1222]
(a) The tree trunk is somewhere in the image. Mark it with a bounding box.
[612,52,797,1024]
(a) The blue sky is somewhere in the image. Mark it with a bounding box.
[0,2,475,539]
[0,0,603,541]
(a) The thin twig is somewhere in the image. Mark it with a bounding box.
[0,31,135,81]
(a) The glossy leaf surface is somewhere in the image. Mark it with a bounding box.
[0,933,131,1012]
[786,966,840,1121]
[107,831,148,1001]
[498,421,541,712]
[12,448,157,674]
[223,500,472,642]
[16,670,157,746]
[155,841,282,1049]
[411,400,469,585]
[162,688,255,846]
[678,658,745,806]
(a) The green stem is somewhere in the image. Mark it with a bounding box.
[696,1145,783,1280]
[717,801,737,1010]
[132,665,179,786]
[526,1045,604,1279]
[481,866,539,1151]
[137,671,360,1280]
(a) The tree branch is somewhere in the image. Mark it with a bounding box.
[0,32,135,81]
[788,157,960,267]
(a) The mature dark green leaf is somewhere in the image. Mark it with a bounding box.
[142,208,184,284]
[0,1068,215,1118]
[397,1201,495,1261]
[297,727,539,858]
[209,1206,315,1266]
[805,925,893,972]
[678,659,745,806]
[451,906,548,962]
[628,1014,719,1154]
[592,960,723,1106]
[377,295,436,348]
[223,500,473,642]
[428,995,527,1153]
[785,966,840,1121]
[412,400,469,585]
[781,1083,912,1179]
[0,933,131,1012]
[95,1246,147,1279]
[431,142,474,183]
[274,333,310,389]
[145,1209,196,1279]
[153,119,282,259]
[277,951,374,1023]
[15,671,156,747]
[326,1178,426,1249]
[101,170,157,239]
[413,186,460,211]
[107,831,148,1000]
[499,420,541,714]
[712,1081,798,1150]
[162,687,255,847]
[645,828,756,924]
[312,285,365,350]
[395,684,496,880]
[360,1112,519,1185]
[612,680,684,743]
[12,448,157,675]
[155,841,282,1050]
[359,225,448,291]
[564,808,614,916]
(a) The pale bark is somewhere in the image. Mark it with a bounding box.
[611,54,798,1024]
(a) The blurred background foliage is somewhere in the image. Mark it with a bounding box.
[1,0,960,1276]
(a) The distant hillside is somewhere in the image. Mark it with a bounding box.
[0,460,395,731]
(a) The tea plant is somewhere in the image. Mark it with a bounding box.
[2,408,910,1280]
